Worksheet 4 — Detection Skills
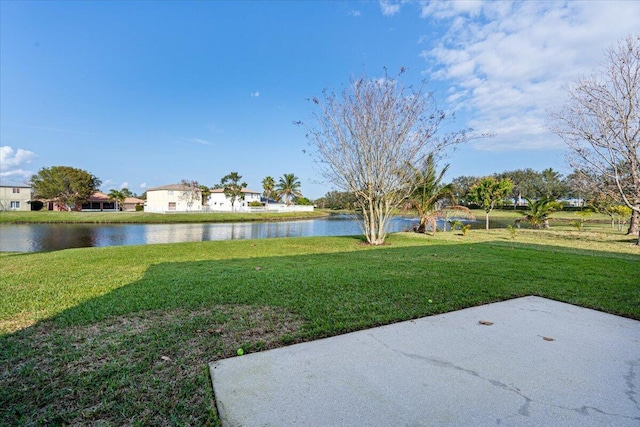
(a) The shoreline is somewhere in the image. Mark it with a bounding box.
[0,210,331,225]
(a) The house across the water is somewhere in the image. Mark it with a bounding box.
[0,184,31,211]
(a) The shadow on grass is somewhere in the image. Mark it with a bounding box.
[2,239,639,426]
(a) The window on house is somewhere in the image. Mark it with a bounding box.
[12,188,20,193]
[168,202,176,211]
[10,201,20,209]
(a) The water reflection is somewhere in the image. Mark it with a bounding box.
[0,216,418,252]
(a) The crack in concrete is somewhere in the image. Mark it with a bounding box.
[370,334,640,423]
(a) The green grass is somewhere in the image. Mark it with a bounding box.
[1,229,638,425]
[0,209,328,224]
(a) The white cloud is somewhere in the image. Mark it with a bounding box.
[250,91,260,98]
[179,137,214,146]
[120,182,129,189]
[380,0,401,17]
[0,168,32,179]
[348,9,361,17]
[420,0,483,19]
[0,146,36,169]
[0,146,36,179]
[140,182,147,189]
[420,0,640,152]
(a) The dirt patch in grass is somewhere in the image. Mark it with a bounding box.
[0,312,40,334]
[1,305,302,426]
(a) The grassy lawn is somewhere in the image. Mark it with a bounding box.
[1,227,638,425]
[0,209,328,224]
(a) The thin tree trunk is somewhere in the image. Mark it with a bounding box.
[627,208,639,245]
[627,209,639,236]
[485,212,489,230]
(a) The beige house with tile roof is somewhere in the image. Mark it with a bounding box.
[76,192,144,212]
[144,184,203,213]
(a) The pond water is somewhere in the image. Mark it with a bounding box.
[0,215,425,252]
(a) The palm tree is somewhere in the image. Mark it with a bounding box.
[408,155,473,234]
[262,176,275,208]
[276,173,302,206]
[521,197,563,229]
[199,185,211,207]
[107,189,125,211]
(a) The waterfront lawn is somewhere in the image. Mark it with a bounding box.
[1,230,638,426]
[0,209,328,224]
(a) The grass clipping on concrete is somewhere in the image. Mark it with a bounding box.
[1,229,639,426]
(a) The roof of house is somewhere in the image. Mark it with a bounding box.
[210,188,261,195]
[88,191,110,201]
[87,192,144,203]
[146,184,201,192]
[0,184,31,188]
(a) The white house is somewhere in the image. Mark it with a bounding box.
[208,188,262,212]
[0,184,31,211]
[144,184,203,213]
[208,188,314,212]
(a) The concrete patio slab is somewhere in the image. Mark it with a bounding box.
[209,296,640,426]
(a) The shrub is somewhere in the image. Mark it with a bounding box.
[294,197,313,206]
[30,201,44,211]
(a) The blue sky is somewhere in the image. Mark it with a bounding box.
[1,1,638,199]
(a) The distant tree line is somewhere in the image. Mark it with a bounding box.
[317,167,571,211]
[316,164,636,235]
[451,167,570,208]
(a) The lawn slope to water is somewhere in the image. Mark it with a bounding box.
[1,230,638,426]
[0,210,328,224]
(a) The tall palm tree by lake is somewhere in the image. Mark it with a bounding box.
[262,176,275,208]
[277,173,302,206]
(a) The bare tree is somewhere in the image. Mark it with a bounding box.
[550,35,640,244]
[303,70,470,245]
[178,179,201,211]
